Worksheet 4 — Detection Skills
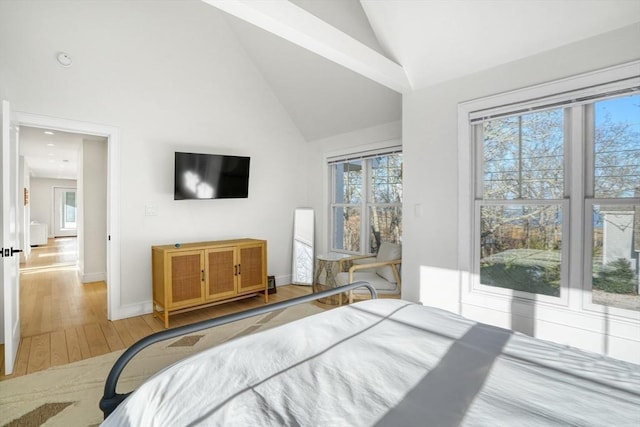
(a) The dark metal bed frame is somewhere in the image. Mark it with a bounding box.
[100,281,378,419]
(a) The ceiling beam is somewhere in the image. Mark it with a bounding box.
[202,0,411,94]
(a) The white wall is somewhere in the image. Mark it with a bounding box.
[81,139,107,282]
[0,1,313,313]
[402,23,640,362]
[29,178,77,238]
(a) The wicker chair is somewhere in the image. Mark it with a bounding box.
[335,242,402,303]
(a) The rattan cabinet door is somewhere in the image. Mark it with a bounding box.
[168,250,205,308]
[237,242,266,293]
[205,247,238,301]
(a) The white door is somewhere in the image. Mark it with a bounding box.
[1,100,21,375]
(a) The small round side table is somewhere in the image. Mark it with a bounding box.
[313,252,350,305]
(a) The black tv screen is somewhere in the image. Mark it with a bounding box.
[174,152,250,200]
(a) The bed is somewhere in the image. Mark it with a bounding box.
[100,282,640,426]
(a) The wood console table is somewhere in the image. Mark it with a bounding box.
[152,238,267,328]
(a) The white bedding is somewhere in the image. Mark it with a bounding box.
[103,299,640,426]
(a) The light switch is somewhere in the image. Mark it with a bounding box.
[414,204,422,218]
[145,205,158,216]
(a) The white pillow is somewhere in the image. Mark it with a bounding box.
[375,242,401,283]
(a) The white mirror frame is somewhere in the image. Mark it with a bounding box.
[292,208,314,285]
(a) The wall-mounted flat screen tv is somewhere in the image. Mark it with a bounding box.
[174,152,250,200]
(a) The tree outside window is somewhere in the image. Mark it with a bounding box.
[476,94,640,311]
[332,153,402,254]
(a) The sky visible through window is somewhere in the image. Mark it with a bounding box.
[594,94,640,199]
[596,95,640,127]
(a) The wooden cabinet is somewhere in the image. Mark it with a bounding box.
[152,238,267,328]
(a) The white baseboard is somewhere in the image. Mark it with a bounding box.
[274,274,312,286]
[274,274,292,286]
[111,300,153,321]
[81,272,106,283]
[110,274,299,322]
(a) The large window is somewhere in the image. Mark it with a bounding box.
[478,109,565,298]
[331,151,402,254]
[470,73,640,315]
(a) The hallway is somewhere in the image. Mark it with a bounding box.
[0,237,112,378]
[19,237,105,337]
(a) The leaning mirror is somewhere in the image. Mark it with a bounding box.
[292,208,314,285]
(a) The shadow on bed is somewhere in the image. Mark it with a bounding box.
[375,323,512,426]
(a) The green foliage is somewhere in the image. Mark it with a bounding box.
[593,258,638,294]
[480,249,561,297]
[541,262,561,289]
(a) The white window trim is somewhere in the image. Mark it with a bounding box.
[330,162,366,255]
[458,60,640,321]
[325,140,402,255]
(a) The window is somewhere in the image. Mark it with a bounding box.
[467,67,639,316]
[477,109,566,299]
[330,151,402,254]
[588,95,640,312]
[63,190,77,229]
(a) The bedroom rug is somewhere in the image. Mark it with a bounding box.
[0,302,327,427]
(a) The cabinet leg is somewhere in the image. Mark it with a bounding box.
[153,305,170,328]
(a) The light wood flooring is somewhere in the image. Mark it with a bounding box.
[0,237,314,380]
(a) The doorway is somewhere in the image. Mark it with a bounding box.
[12,111,120,321]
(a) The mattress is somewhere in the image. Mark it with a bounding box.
[102,299,640,426]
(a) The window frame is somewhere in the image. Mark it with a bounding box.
[330,159,365,254]
[328,149,402,255]
[458,61,640,320]
[472,112,571,306]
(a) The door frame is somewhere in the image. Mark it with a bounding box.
[13,111,121,320]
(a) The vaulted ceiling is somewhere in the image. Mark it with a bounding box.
[214,0,640,141]
[20,0,640,178]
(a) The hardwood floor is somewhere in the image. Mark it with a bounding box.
[0,238,315,380]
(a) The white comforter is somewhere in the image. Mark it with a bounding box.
[103,299,640,426]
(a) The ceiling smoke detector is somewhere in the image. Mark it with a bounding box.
[56,52,72,67]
